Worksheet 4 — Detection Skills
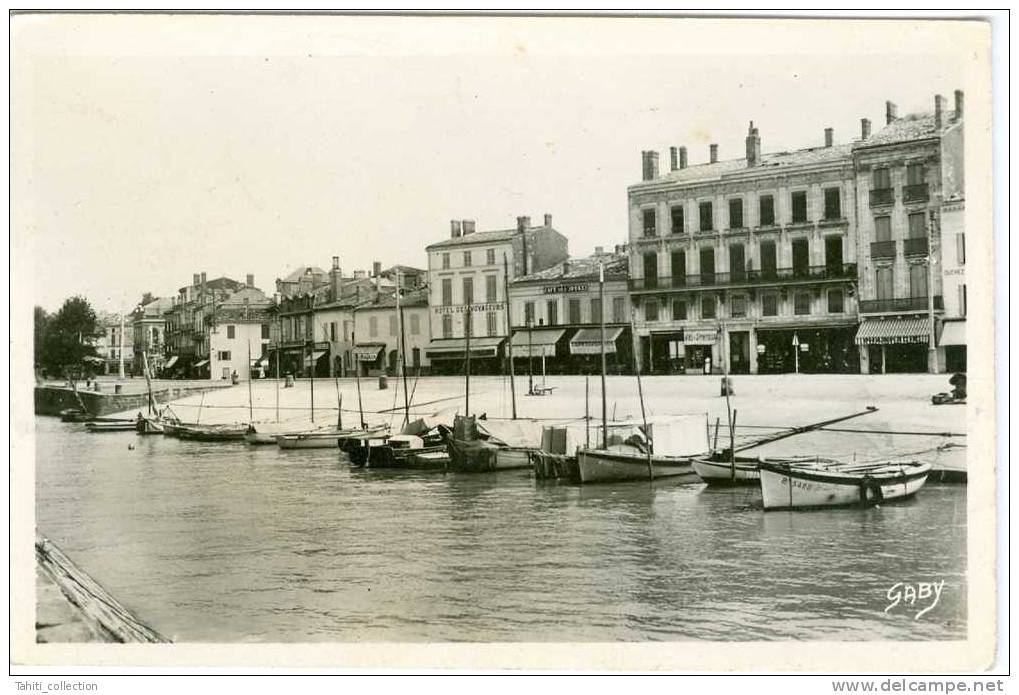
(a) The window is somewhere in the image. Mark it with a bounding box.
[670,206,685,234]
[728,198,744,229]
[957,233,966,265]
[791,191,808,223]
[909,263,928,298]
[824,188,841,220]
[441,278,452,305]
[699,202,714,231]
[343,320,353,341]
[794,292,811,315]
[875,267,894,300]
[762,293,778,317]
[463,251,472,267]
[217,350,231,361]
[613,296,626,323]
[959,284,967,316]
[908,212,927,238]
[486,248,496,265]
[441,253,450,270]
[524,301,536,325]
[261,324,269,339]
[462,277,474,305]
[487,312,497,337]
[592,298,603,323]
[671,299,687,321]
[642,252,658,286]
[568,299,581,324]
[701,296,716,319]
[760,241,777,278]
[643,208,657,236]
[442,315,453,339]
[874,216,892,242]
[759,195,775,226]
[671,250,686,283]
[731,295,747,318]
[410,314,420,335]
[547,299,559,326]
[369,316,378,337]
[906,163,926,185]
[330,322,337,341]
[389,315,398,336]
[828,290,845,313]
[792,238,810,275]
[873,168,891,189]
[729,244,746,281]
[486,275,497,302]
[699,247,715,282]
[227,325,235,339]
[412,347,420,367]
[644,299,658,322]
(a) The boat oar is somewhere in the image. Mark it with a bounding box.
[733,406,879,454]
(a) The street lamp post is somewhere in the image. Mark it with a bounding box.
[927,210,940,374]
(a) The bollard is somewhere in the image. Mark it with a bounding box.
[114,384,122,394]
[719,377,733,397]
[378,375,388,390]
[285,374,295,388]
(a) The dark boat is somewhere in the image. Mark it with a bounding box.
[359,428,450,470]
[59,408,93,423]
[176,424,248,442]
[85,420,137,433]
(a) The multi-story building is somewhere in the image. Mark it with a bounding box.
[351,285,431,377]
[627,123,859,375]
[95,313,135,376]
[163,272,251,378]
[275,265,328,299]
[852,91,964,373]
[207,287,273,381]
[424,215,568,374]
[132,297,173,374]
[507,248,633,376]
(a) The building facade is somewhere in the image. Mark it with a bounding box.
[206,286,274,381]
[424,215,568,374]
[132,297,173,374]
[351,286,431,377]
[507,249,633,376]
[95,313,135,376]
[852,92,964,373]
[627,123,860,375]
[163,272,253,378]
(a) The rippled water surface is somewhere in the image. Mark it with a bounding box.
[35,416,966,642]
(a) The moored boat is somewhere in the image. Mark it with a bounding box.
[757,459,932,510]
[60,408,93,423]
[576,445,701,484]
[244,422,324,445]
[136,416,165,435]
[278,425,388,450]
[85,420,137,433]
[176,424,248,442]
[362,434,448,470]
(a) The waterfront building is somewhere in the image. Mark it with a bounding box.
[506,248,633,376]
[275,265,329,299]
[163,273,250,379]
[132,297,173,374]
[206,287,273,381]
[351,285,431,377]
[627,124,859,375]
[94,313,135,376]
[424,215,568,375]
[851,92,965,374]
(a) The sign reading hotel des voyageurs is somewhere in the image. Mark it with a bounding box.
[433,302,505,314]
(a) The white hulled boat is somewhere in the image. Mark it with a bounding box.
[757,459,932,510]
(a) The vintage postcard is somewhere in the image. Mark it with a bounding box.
[9,13,999,673]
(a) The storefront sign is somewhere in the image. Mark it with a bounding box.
[800,343,809,352]
[943,268,966,277]
[685,330,719,345]
[756,345,766,354]
[433,302,504,314]
[541,283,589,295]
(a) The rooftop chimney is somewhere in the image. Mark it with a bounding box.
[709,144,718,163]
[451,220,462,238]
[332,255,340,270]
[462,219,476,235]
[372,261,382,277]
[886,100,898,125]
[329,257,342,301]
[246,273,254,287]
[544,213,552,228]
[562,260,570,274]
[669,146,679,172]
[193,273,200,286]
[641,150,659,181]
[824,127,833,148]
[679,146,688,169]
[745,121,760,167]
[954,89,964,121]
[595,246,604,255]
[861,118,872,140]
[934,94,946,129]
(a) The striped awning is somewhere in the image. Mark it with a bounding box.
[855,318,931,345]
[352,344,385,361]
[164,356,179,368]
[570,327,625,355]
[939,320,966,347]
[426,337,504,359]
[193,359,209,367]
[510,329,565,358]
[303,350,327,367]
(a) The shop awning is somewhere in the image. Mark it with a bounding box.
[510,328,565,358]
[83,355,105,364]
[302,350,327,367]
[855,318,931,345]
[938,319,966,347]
[426,337,505,359]
[570,327,624,355]
[353,344,385,361]
[193,359,209,367]
[253,356,269,367]
[164,356,179,369]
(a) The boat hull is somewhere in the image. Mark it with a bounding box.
[691,457,761,486]
[531,452,580,482]
[758,460,932,510]
[85,421,137,433]
[177,426,248,442]
[446,438,515,472]
[576,448,699,484]
[136,417,165,435]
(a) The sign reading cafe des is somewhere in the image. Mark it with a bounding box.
[541,283,589,295]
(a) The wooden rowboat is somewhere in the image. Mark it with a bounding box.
[176,424,248,442]
[691,454,843,486]
[277,425,388,450]
[757,459,932,510]
[576,445,701,484]
[85,420,137,433]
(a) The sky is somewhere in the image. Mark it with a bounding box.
[12,14,980,313]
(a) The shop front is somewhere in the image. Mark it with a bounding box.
[939,319,966,373]
[647,331,686,375]
[353,343,386,377]
[425,337,506,375]
[758,324,859,374]
[682,329,721,375]
[569,327,629,375]
[855,317,930,374]
[510,328,567,375]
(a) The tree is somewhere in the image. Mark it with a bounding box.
[40,296,100,385]
[34,306,49,370]
[139,291,155,307]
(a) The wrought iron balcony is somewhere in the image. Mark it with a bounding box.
[903,183,929,203]
[869,188,895,207]
[902,237,930,256]
[859,296,944,314]
[628,263,857,292]
[870,240,897,259]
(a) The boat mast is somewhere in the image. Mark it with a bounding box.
[464,293,472,416]
[396,269,410,428]
[631,310,653,483]
[719,320,735,480]
[141,350,154,416]
[274,311,281,423]
[502,253,517,419]
[354,330,366,429]
[246,340,253,423]
[584,375,590,448]
[599,261,607,450]
[309,292,316,424]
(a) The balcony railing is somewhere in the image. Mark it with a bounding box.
[859,296,944,314]
[628,263,857,291]
[869,188,895,206]
[903,183,929,203]
[870,240,897,259]
[902,237,930,256]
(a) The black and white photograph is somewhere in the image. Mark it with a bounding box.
[9,11,1002,676]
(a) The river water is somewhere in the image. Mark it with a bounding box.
[35,416,966,642]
